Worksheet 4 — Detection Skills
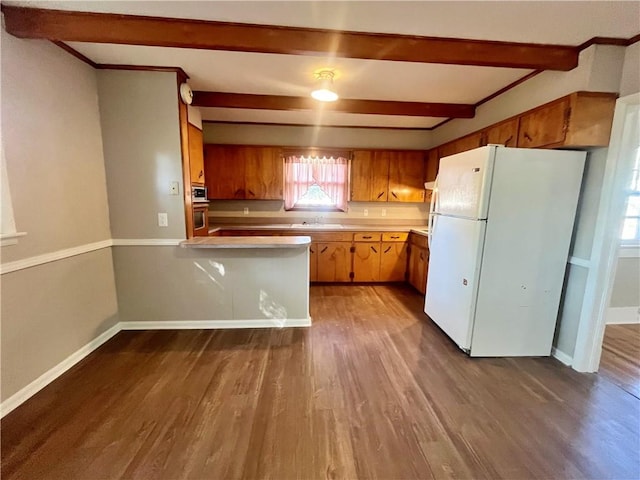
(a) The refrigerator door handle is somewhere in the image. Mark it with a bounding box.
[428,175,439,249]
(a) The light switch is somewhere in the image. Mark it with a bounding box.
[158,213,168,227]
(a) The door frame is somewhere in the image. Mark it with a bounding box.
[572,93,640,372]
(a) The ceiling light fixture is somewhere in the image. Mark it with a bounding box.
[311,70,339,102]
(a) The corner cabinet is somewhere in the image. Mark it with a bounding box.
[204,144,283,200]
[387,151,426,202]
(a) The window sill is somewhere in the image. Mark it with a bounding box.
[619,245,640,258]
[0,232,27,246]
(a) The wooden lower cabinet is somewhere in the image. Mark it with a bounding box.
[407,233,429,294]
[309,242,318,282]
[317,242,352,282]
[353,242,381,282]
[380,242,408,282]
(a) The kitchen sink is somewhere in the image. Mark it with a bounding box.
[290,223,344,229]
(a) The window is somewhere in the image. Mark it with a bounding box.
[621,144,640,244]
[283,150,349,211]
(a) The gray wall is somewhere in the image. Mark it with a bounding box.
[610,256,640,308]
[203,123,432,150]
[0,29,118,401]
[97,70,186,239]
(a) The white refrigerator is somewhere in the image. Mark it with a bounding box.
[424,145,586,357]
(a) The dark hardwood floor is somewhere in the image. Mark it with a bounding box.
[599,323,640,399]
[2,285,639,479]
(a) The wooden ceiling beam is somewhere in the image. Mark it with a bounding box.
[192,92,475,118]
[2,6,579,71]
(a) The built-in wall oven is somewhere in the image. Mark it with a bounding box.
[192,204,209,236]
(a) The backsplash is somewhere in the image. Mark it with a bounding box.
[208,200,429,225]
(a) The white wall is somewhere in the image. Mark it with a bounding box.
[0,28,118,402]
[619,42,640,97]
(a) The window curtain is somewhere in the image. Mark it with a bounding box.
[284,155,349,211]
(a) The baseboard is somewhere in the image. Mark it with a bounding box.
[606,306,640,324]
[0,322,121,418]
[120,318,312,330]
[551,347,573,366]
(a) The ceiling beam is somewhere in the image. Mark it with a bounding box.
[1,6,578,71]
[192,92,475,118]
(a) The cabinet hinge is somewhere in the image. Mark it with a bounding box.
[350,246,356,253]
[349,272,354,280]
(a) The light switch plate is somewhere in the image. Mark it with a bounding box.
[158,213,168,227]
[381,209,387,217]
[363,209,368,217]
[243,207,249,215]
[169,181,180,195]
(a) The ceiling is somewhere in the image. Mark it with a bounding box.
[3,1,640,130]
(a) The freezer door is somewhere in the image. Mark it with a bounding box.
[424,215,486,351]
[436,146,495,219]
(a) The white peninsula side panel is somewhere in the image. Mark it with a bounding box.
[112,241,310,328]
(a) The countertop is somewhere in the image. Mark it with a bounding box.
[208,224,430,237]
[180,236,312,249]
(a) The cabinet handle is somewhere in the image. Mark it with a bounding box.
[523,132,533,142]
[310,248,315,254]
[390,235,400,239]
[377,191,385,199]
[362,235,372,239]
[371,246,378,253]
[391,191,398,199]
[504,136,513,146]
[320,246,328,254]
[420,253,424,261]
[199,170,203,178]
[248,189,255,196]
[384,246,392,253]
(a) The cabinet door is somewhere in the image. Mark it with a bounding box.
[517,98,569,148]
[317,242,352,282]
[408,246,428,294]
[350,150,389,202]
[380,242,408,282]
[188,124,205,185]
[438,132,483,159]
[483,118,519,147]
[244,146,283,200]
[388,151,426,203]
[204,145,245,199]
[352,242,381,282]
[309,242,318,282]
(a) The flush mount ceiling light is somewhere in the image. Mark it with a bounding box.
[311,69,339,102]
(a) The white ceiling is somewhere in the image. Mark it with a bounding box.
[7,1,640,129]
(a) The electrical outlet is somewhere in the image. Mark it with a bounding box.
[158,213,168,227]
[363,209,368,217]
[381,209,387,217]
[169,181,180,195]
[243,207,249,215]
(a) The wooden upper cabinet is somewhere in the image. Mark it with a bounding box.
[483,117,519,147]
[517,97,569,148]
[424,149,439,204]
[350,150,389,202]
[388,151,426,202]
[188,124,205,185]
[517,92,617,149]
[204,145,245,199]
[243,146,283,200]
[204,145,283,200]
[438,132,483,159]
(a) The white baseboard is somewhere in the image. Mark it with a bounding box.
[120,318,312,330]
[0,322,121,418]
[551,347,573,366]
[606,306,640,324]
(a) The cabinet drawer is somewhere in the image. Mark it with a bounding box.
[353,232,382,242]
[382,232,408,242]
[309,232,353,242]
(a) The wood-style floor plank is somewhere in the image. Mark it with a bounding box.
[2,285,639,479]
[599,323,640,398]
